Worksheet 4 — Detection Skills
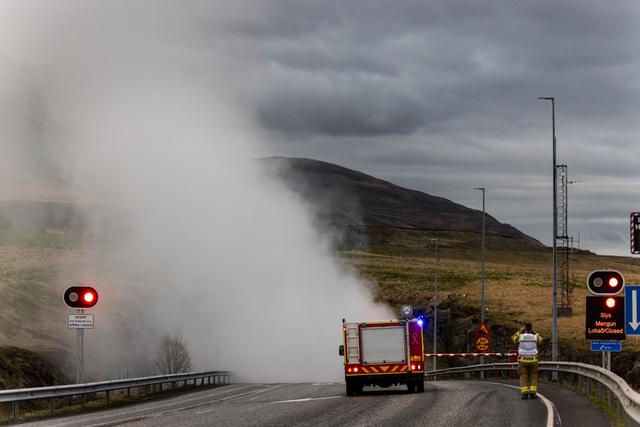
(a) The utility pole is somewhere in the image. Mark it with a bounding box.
[538,96,558,375]
[432,238,439,371]
[474,187,486,366]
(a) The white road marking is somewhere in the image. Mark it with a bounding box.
[313,383,335,386]
[248,384,286,401]
[26,384,251,427]
[271,395,343,404]
[482,381,559,427]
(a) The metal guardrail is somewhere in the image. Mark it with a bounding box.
[426,361,640,426]
[0,370,231,421]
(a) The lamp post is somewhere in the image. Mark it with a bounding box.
[538,96,558,371]
[431,238,439,371]
[474,187,486,366]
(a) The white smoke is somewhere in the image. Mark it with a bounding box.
[0,1,391,382]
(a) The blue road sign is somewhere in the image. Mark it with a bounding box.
[591,341,622,352]
[625,286,640,335]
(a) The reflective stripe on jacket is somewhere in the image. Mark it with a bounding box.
[511,330,542,364]
[518,333,538,356]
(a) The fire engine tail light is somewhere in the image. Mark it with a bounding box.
[354,367,359,373]
[411,364,416,370]
[347,368,352,373]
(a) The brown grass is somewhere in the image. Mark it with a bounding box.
[343,248,640,351]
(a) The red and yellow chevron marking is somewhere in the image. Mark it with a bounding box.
[352,365,409,375]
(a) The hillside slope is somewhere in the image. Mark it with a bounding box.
[262,157,544,251]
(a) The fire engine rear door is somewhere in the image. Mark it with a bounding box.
[361,326,406,364]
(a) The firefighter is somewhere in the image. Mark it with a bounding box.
[511,322,542,399]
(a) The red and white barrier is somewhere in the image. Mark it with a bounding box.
[424,352,516,357]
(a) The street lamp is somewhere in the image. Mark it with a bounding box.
[474,187,486,366]
[538,96,558,371]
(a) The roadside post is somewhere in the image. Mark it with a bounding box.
[631,213,640,254]
[64,285,99,383]
[585,270,625,371]
[475,321,490,379]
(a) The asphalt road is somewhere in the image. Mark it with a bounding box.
[21,380,611,427]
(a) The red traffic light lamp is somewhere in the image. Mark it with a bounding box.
[587,270,624,295]
[64,286,98,308]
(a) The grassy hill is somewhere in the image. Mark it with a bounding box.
[261,157,545,252]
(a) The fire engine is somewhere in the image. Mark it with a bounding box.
[339,318,425,395]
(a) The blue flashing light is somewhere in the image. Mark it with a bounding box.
[417,319,424,327]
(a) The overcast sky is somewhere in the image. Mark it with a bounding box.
[4,0,639,256]
[227,0,640,256]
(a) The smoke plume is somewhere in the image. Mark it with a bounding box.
[0,1,390,382]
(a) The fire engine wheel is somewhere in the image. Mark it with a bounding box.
[417,380,425,393]
[345,381,354,396]
[346,380,362,396]
[407,382,416,393]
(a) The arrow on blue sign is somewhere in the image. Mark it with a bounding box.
[591,341,622,352]
[625,286,640,335]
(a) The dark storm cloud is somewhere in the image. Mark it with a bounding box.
[221,0,640,255]
[258,75,428,136]
[248,0,640,139]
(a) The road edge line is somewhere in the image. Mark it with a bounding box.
[480,381,557,426]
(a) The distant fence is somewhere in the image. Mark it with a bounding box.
[0,370,231,421]
[426,361,640,426]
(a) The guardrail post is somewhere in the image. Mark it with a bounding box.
[12,401,17,420]
[127,387,131,398]
[81,393,86,409]
[51,398,55,416]
[608,389,613,408]
[578,374,582,390]
[587,378,592,395]
[598,383,603,401]
[618,398,624,418]
[106,390,110,405]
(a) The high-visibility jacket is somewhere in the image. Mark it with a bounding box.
[511,330,542,364]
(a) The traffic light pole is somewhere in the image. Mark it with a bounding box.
[602,351,611,371]
[76,309,84,384]
[63,285,98,384]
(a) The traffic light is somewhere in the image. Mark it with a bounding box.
[587,270,624,295]
[64,286,98,308]
[632,212,640,254]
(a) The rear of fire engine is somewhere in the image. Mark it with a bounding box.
[340,319,425,395]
